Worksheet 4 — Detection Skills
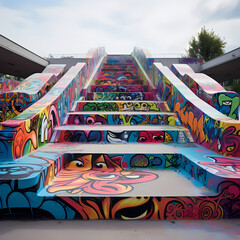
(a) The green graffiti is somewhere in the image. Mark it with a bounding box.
[83,102,118,111]
[218,94,239,119]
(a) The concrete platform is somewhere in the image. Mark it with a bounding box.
[0,220,239,240]
[38,169,216,197]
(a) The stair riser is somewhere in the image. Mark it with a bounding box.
[75,101,169,112]
[55,130,190,144]
[87,92,156,101]
[99,68,137,72]
[98,73,139,79]
[3,193,238,220]
[98,75,140,80]
[66,113,176,126]
[95,79,143,85]
[90,85,148,92]
[61,152,181,170]
[101,63,136,70]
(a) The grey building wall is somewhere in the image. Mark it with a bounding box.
[48,58,86,69]
[154,58,202,72]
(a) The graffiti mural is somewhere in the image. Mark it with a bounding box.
[76,101,169,112]
[0,50,240,221]
[66,113,176,126]
[95,79,143,85]
[171,64,240,119]
[0,47,106,160]
[90,84,148,92]
[0,67,67,121]
[44,154,158,195]
[0,78,20,94]
[0,150,239,219]
[87,92,156,101]
[55,129,190,144]
[149,61,240,158]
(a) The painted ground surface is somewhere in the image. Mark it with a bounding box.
[0,48,239,220]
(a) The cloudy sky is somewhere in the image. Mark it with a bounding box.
[0,0,239,57]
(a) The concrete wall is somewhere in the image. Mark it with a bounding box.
[154,58,202,73]
[49,58,86,69]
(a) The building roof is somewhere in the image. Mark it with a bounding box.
[0,35,48,78]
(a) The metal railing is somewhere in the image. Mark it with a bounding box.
[150,52,185,58]
[48,53,86,59]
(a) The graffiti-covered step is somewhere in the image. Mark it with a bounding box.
[90,85,149,92]
[36,141,240,195]
[86,92,157,101]
[100,66,137,70]
[98,67,138,72]
[1,49,240,220]
[65,111,177,126]
[36,141,214,198]
[34,142,240,189]
[53,125,193,143]
[98,72,139,79]
[74,100,170,112]
[97,75,141,81]
[95,79,143,85]
[38,168,214,197]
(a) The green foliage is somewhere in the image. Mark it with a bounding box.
[186,27,226,61]
[0,73,22,81]
[231,79,240,94]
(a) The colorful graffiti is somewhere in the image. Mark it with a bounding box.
[171,65,240,119]
[0,78,20,94]
[76,101,169,112]
[46,154,158,195]
[0,69,67,122]
[55,128,190,144]
[0,47,106,160]
[95,79,143,85]
[66,113,176,126]
[147,61,240,158]
[199,156,240,177]
[0,185,239,219]
[0,50,240,221]
[87,92,156,101]
[90,84,148,92]
[0,149,239,219]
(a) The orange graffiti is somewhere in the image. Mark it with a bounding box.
[47,154,158,195]
[13,123,38,159]
[175,101,204,143]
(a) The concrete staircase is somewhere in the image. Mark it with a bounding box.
[36,56,231,217]
[1,54,239,220]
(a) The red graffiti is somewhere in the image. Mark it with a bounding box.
[137,131,165,143]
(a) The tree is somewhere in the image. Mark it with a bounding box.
[231,79,240,94]
[186,27,226,61]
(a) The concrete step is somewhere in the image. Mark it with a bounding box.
[95,79,143,85]
[37,142,240,195]
[53,125,192,143]
[74,100,170,112]
[101,65,136,69]
[86,92,156,101]
[65,111,177,126]
[90,85,148,92]
[38,168,214,197]
[98,72,139,78]
[99,68,138,72]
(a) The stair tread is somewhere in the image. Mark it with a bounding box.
[55,124,188,131]
[38,169,216,197]
[75,100,167,103]
[67,111,175,115]
[38,142,197,154]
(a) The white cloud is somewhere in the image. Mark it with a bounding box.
[0,0,239,57]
